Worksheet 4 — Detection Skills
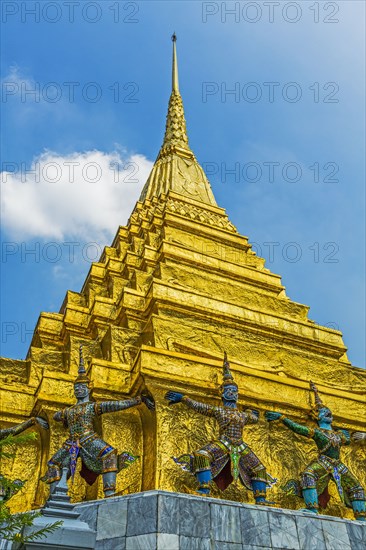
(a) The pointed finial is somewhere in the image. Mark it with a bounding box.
[308,380,330,420]
[172,32,179,92]
[79,345,86,375]
[138,31,218,206]
[310,380,323,408]
[222,352,237,387]
[74,344,91,386]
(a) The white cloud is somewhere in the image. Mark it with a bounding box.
[1,66,72,123]
[1,149,153,243]
[2,66,34,98]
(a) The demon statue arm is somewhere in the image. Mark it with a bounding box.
[338,428,351,445]
[53,395,154,422]
[166,395,258,422]
[181,396,217,417]
[53,409,67,425]
[265,381,365,521]
[244,409,260,424]
[266,412,313,438]
[96,393,155,414]
[265,414,351,445]
[166,391,216,417]
[53,397,151,426]
[0,417,49,440]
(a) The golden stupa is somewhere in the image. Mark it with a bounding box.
[1,36,365,519]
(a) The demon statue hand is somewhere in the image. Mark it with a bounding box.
[165,353,276,504]
[352,431,366,444]
[0,416,49,502]
[41,345,155,498]
[265,381,365,521]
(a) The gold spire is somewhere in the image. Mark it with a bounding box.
[172,32,179,92]
[160,33,190,153]
[139,35,217,206]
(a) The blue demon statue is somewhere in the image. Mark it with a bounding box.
[165,353,276,504]
[41,345,154,497]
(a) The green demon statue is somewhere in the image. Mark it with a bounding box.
[266,381,365,521]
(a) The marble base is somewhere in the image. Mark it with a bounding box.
[71,490,365,550]
[3,491,364,549]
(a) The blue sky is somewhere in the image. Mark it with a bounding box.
[1,1,365,367]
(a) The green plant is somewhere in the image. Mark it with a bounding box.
[0,432,62,543]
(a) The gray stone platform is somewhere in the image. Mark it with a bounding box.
[73,490,365,550]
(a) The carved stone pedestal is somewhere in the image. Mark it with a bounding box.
[23,469,96,550]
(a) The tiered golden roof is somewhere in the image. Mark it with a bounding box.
[0,36,364,518]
